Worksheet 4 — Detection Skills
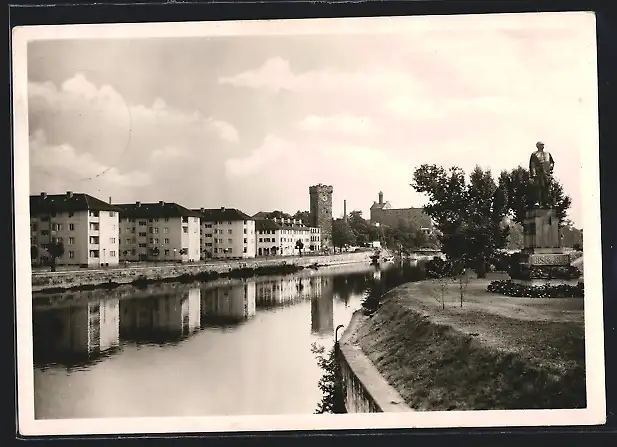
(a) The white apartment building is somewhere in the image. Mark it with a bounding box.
[196,207,256,259]
[30,191,121,268]
[116,201,201,263]
[255,217,321,257]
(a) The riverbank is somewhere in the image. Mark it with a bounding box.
[346,273,586,410]
[31,252,372,293]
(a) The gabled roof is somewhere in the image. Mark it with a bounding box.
[116,201,202,218]
[255,218,316,232]
[370,201,392,210]
[30,192,121,214]
[196,207,252,222]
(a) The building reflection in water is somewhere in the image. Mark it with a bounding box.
[200,280,257,326]
[310,276,334,336]
[32,298,120,367]
[119,288,201,344]
[255,275,321,309]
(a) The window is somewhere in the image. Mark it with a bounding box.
[56,237,64,244]
[69,251,75,259]
[68,237,75,245]
[109,211,116,217]
[218,238,223,243]
[52,223,63,231]
[164,217,169,222]
[139,232,147,237]
[164,227,169,233]
[205,224,212,228]
[41,230,49,236]
[69,223,75,231]
[243,220,247,224]
[153,227,159,234]
[138,243,147,248]
[131,228,136,234]
[149,238,154,244]
[227,221,232,225]
[164,249,170,256]
[164,238,169,244]
[243,247,247,253]
[182,217,189,224]
[154,218,159,222]
[139,221,147,226]
[154,238,159,244]
[183,227,188,234]
[259,238,263,242]
[205,243,213,247]
[89,250,99,258]
[244,238,247,244]
[126,238,132,244]
[228,229,233,234]
[89,223,99,231]
[89,236,99,244]
[109,251,116,257]
[205,233,212,238]
[109,237,116,243]
[89,211,99,217]
[243,228,247,234]
[148,218,153,223]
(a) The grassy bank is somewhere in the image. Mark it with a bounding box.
[349,274,586,410]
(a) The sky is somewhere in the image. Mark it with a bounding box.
[25,13,598,227]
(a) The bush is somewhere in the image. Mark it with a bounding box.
[487,280,584,298]
[425,257,456,278]
[508,263,582,281]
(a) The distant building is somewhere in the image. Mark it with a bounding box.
[195,207,256,259]
[369,191,433,235]
[115,201,201,263]
[254,216,321,256]
[309,184,333,249]
[29,191,121,267]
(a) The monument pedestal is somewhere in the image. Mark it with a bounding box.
[509,208,581,286]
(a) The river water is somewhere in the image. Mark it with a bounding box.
[32,260,425,419]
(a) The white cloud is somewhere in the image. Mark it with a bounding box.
[219,56,424,96]
[297,114,379,136]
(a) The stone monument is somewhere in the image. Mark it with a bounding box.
[508,142,580,285]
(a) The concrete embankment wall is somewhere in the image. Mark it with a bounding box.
[337,310,411,413]
[31,252,371,292]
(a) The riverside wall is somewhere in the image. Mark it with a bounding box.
[337,310,412,413]
[31,252,372,292]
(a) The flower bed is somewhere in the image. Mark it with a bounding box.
[487,280,584,298]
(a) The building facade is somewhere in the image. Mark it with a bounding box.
[196,207,256,259]
[116,201,201,263]
[255,217,321,256]
[30,191,121,268]
[369,191,434,234]
[309,184,334,250]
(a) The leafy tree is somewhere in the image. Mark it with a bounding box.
[150,246,160,260]
[293,210,311,226]
[271,246,278,256]
[506,222,524,250]
[295,239,304,256]
[412,164,510,277]
[347,210,380,244]
[561,222,583,249]
[47,239,65,272]
[266,210,292,220]
[332,218,355,251]
[501,166,571,226]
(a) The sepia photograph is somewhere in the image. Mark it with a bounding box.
[12,11,605,436]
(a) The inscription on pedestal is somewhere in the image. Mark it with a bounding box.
[527,253,570,266]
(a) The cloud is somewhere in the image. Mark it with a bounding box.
[224,134,421,217]
[219,57,424,96]
[297,114,379,136]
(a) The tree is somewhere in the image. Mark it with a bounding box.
[150,246,160,261]
[412,164,510,277]
[293,210,311,226]
[506,222,524,250]
[332,218,355,251]
[501,166,571,226]
[266,210,292,220]
[46,239,65,272]
[271,246,278,256]
[295,239,304,256]
[347,210,380,244]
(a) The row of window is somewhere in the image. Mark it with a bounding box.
[209,247,248,254]
[206,228,254,236]
[122,237,171,245]
[203,220,249,227]
[88,250,117,258]
[35,210,115,220]
[121,248,189,256]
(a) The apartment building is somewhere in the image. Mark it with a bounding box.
[115,201,201,263]
[29,191,121,268]
[195,207,256,259]
[255,217,321,256]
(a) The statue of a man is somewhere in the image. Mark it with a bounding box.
[529,141,555,208]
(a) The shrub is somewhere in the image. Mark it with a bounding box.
[487,280,584,298]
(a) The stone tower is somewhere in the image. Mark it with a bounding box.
[309,184,333,249]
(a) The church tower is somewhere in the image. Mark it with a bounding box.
[309,184,333,249]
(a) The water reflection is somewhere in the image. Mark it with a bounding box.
[32,261,426,418]
[33,298,120,367]
[119,288,201,344]
[200,281,256,326]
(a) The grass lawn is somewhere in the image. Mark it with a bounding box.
[349,272,586,410]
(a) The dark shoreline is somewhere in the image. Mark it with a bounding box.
[33,262,320,295]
